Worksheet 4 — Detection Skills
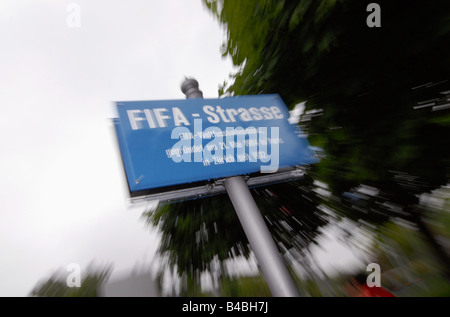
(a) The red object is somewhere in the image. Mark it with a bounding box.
[357,285,396,297]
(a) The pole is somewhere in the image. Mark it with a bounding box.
[224,176,300,297]
[181,78,300,297]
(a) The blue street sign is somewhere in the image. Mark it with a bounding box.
[114,94,318,196]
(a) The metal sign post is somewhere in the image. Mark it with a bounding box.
[181,78,300,297]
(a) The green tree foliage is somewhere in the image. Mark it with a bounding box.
[30,264,111,297]
[219,275,271,296]
[203,0,450,277]
[144,175,327,294]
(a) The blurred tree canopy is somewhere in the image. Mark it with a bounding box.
[203,0,450,193]
[144,175,328,295]
[202,0,450,276]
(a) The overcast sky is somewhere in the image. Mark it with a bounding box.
[0,1,365,297]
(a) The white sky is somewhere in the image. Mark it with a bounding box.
[0,1,363,297]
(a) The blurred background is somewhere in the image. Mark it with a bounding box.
[1,0,449,297]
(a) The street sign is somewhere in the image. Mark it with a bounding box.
[114,80,310,296]
[114,94,318,199]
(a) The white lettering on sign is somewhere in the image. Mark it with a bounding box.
[126,105,285,130]
[153,108,170,128]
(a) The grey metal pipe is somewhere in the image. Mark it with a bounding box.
[224,176,300,297]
